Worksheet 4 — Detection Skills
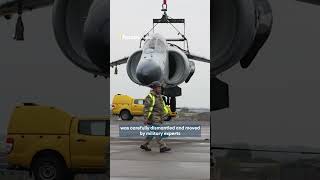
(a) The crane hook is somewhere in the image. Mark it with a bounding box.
[162,0,167,12]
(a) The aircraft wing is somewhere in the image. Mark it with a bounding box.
[110,57,129,68]
[0,0,53,17]
[186,53,210,63]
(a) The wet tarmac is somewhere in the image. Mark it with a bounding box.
[110,116,211,180]
[110,139,210,180]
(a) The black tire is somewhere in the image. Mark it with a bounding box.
[127,115,134,120]
[120,110,133,120]
[32,155,70,180]
[170,97,176,112]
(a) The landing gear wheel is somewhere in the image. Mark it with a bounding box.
[170,97,176,112]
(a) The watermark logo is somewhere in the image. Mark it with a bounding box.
[120,33,152,41]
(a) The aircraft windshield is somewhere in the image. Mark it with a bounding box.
[143,34,167,54]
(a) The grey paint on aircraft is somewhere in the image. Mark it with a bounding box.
[214,0,320,148]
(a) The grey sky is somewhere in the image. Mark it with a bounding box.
[0,7,108,134]
[214,0,320,148]
[110,0,210,109]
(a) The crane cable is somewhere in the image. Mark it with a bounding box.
[161,0,188,51]
[140,23,160,48]
[139,0,168,48]
[141,0,188,50]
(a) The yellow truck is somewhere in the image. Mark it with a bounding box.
[112,94,176,120]
[5,103,109,180]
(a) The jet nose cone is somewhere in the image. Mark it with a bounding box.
[136,61,162,86]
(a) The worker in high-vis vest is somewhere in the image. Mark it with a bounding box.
[140,81,171,153]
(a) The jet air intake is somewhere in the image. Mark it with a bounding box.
[212,0,273,76]
[126,46,194,87]
[165,47,194,87]
[52,0,109,77]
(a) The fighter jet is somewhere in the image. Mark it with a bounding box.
[110,33,210,112]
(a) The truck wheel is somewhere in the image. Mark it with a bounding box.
[32,155,69,180]
[120,110,133,120]
[128,115,134,120]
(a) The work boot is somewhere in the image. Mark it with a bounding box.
[160,146,171,153]
[140,144,151,151]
